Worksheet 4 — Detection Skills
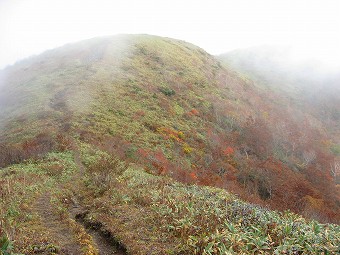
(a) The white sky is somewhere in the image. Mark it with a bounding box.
[0,0,339,69]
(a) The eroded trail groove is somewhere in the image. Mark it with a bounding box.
[72,147,127,255]
[35,193,81,255]
[34,147,128,255]
[81,224,126,255]
[35,192,126,255]
[35,192,127,255]
[71,208,127,255]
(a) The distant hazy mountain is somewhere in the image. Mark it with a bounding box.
[219,45,340,137]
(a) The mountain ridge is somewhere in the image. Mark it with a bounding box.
[0,34,339,254]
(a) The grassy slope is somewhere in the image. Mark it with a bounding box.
[0,35,339,254]
[1,145,339,254]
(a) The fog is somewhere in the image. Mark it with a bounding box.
[0,0,339,70]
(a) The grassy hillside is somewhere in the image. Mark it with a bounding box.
[0,35,339,254]
[1,148,339,254]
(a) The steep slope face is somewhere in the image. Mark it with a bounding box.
[219,47,340,219]
[219,47,340,170]
[0,35,339,223]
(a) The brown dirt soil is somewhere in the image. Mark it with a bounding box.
[34,193,81,255]
[71,208,127,255]
[35,191,127,255]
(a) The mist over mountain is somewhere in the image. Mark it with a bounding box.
[0,35,339,254]
[220,45,340,90]
[219,46,340,137]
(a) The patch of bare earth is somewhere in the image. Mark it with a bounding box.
[67,198,126,255]
[34,193,81,254]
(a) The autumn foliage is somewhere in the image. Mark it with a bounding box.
[0,35,338,224]
[0,133,71,168]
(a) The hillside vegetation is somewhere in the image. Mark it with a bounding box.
[0,35,339,254]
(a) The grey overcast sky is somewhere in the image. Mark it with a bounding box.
[0,0,339,69]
